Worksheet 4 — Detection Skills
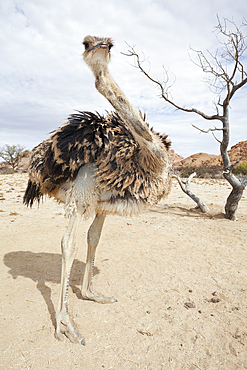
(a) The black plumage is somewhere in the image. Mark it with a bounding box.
[24,110,171,210]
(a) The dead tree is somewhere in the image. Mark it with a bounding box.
[124,16,247,220]
[171,169,209,213]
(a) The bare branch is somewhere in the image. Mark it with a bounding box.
[123,44,222,122]
[223,158,240,172]
[171,168,209,213]
[229,76,247,100]
[191,124,224,134]
[191,123,223,143]
[212,131,222,144]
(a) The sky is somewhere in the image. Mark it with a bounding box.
[0,0,246,159]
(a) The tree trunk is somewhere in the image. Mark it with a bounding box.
[223,172,247,220]
[220,107,245,220]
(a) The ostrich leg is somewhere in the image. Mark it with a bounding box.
[81,213,117,303]
[55,210,85,344]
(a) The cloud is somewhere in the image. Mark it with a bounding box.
[0,0,246,158]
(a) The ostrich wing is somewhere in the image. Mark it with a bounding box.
[24,111,109,205]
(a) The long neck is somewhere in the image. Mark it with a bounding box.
[91,63,153,144]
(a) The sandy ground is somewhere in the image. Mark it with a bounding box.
[1,173,247,370]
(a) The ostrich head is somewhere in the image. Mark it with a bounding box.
[83,36,113,68]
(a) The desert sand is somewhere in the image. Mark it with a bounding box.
[1,173,247,370]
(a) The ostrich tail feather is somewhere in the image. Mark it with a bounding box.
[23,179,42,207]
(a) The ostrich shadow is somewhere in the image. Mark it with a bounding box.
[3,251,100,328]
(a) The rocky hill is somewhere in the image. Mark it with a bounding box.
[169,149,184,164]
[174,140,247,170]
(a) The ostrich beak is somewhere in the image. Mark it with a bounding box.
[88,41,110,54]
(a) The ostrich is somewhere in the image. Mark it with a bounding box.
[23,36,172,345]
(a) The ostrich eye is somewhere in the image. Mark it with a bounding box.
[108,44,113,51]
[83,42,90,50]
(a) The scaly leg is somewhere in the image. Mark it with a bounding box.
[81,213,117,304]
[55,210,85,344]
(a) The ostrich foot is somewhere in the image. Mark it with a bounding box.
[55,312,85,345]
[82,288,117,304]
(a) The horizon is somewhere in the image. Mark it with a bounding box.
[1,138,246,166]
